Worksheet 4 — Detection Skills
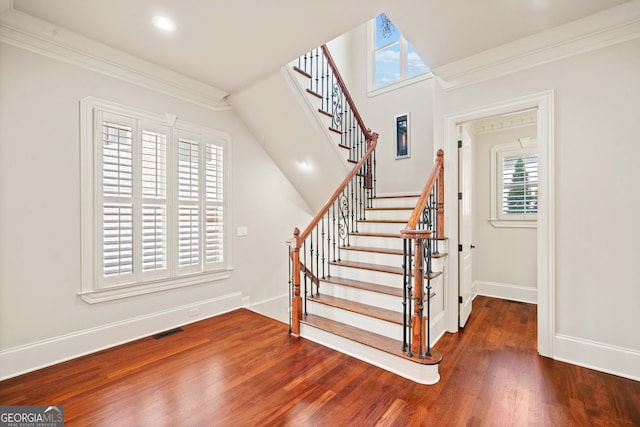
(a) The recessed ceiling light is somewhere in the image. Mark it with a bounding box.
[152,15,176,32]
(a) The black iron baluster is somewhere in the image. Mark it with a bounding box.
[315,224,320,295]
[425,236,432,357]
[303,240,308,315]
[402,238,408,352]
[406,238,413,358]
[332,202,337,262]
[321,215,326,279]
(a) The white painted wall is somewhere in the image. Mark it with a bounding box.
[328,25,436,196]
[472,125,537,297]
[0,42,311,377]
[436,37,640,377]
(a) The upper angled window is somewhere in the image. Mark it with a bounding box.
[490,140,538,228]
[370,13,430,94]
[80,97,231,303]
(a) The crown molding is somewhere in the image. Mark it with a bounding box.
[0,8,231,111]
[434,1,640,90]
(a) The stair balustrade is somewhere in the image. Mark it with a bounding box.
[289,136,377,335]
[288,44,379,336]
[295,46,369,164]
[400,149,444,358]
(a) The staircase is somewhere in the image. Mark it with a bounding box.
[287,45,447,385]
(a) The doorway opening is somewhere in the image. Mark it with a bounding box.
[443,91,555,358]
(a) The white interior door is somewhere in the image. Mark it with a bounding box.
[458,125,473,327]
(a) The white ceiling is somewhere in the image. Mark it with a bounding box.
[9,0,632,98]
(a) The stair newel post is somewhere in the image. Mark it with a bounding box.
[437,149,445,241]
[401,228,431,358]
[291,228,302,336]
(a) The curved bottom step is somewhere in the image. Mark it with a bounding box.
[300,314,442,385]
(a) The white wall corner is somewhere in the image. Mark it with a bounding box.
[0,8,231,111]
[247,293,290,325]
[474,280,537,305]
[433,1,640,90]
[0,292,243,381]
[554,334,640,382]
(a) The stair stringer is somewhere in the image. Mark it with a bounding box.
[281,64,353,168]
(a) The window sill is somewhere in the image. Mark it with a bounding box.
[368,72,433,97]
[490,219,537,229]
[79,268,233,304]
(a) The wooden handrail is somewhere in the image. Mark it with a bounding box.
[402,149,444,232]
[297,132,378,244]
[321,45,368,137]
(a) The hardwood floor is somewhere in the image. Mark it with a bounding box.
[1,296,638,426]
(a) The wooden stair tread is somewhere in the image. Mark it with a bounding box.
[357,219,407,224]
[341,245,447,259]
[293,66,312,79]
[331,259,403,275]
[317,108,332,118]
[307,294,402,324]
[365,207,414,211]
[323,276,403,297]
[340,245,403,256]
[351,232,402,238]
[370,195,420,200]
[301,314,443,365]
[306,88,323,99]
[331,260,443,280]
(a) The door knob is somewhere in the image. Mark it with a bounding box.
[470,244,476,249]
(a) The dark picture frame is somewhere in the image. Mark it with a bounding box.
[395,113,410,159]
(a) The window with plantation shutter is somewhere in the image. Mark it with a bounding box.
[490,140,538,228]
[80,97,231,303]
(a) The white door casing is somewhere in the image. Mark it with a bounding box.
[442,90,555,358]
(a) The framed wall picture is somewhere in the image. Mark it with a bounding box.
[395,113,410,159]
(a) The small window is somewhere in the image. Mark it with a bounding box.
[369,13,430,94]
[80,97,231,303]
[490,140,538,228]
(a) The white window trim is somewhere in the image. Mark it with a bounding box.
[490,138,538,228]
[366,18,433,97]
[80,96,233,303]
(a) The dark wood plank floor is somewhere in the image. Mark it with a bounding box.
[1,296,639,426]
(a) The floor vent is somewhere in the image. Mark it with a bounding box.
[152,327,184,339]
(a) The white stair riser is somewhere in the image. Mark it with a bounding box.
[364,209,413,221]
[305,299,403,341]
[348,235,405,251]
[339,249,404,267]
[330,265,403,286]
[319,282,402,312]
[370,197,420,208]
[299,324,440,385]
[356,221,406,235]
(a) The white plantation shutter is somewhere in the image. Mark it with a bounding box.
[205,143,224,265]
[178,138,200,270]
[141,130,168,274]
[81,97,230,301]
[101,115,134,281]
[490,141,538,227]
[501,154,538,215]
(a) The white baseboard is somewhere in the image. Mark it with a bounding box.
[0,292,243,380]
[474,280,537,304]
[247,294,289,324]
[554,334,640,382]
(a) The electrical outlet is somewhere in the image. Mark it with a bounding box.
[188,308,199,317]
